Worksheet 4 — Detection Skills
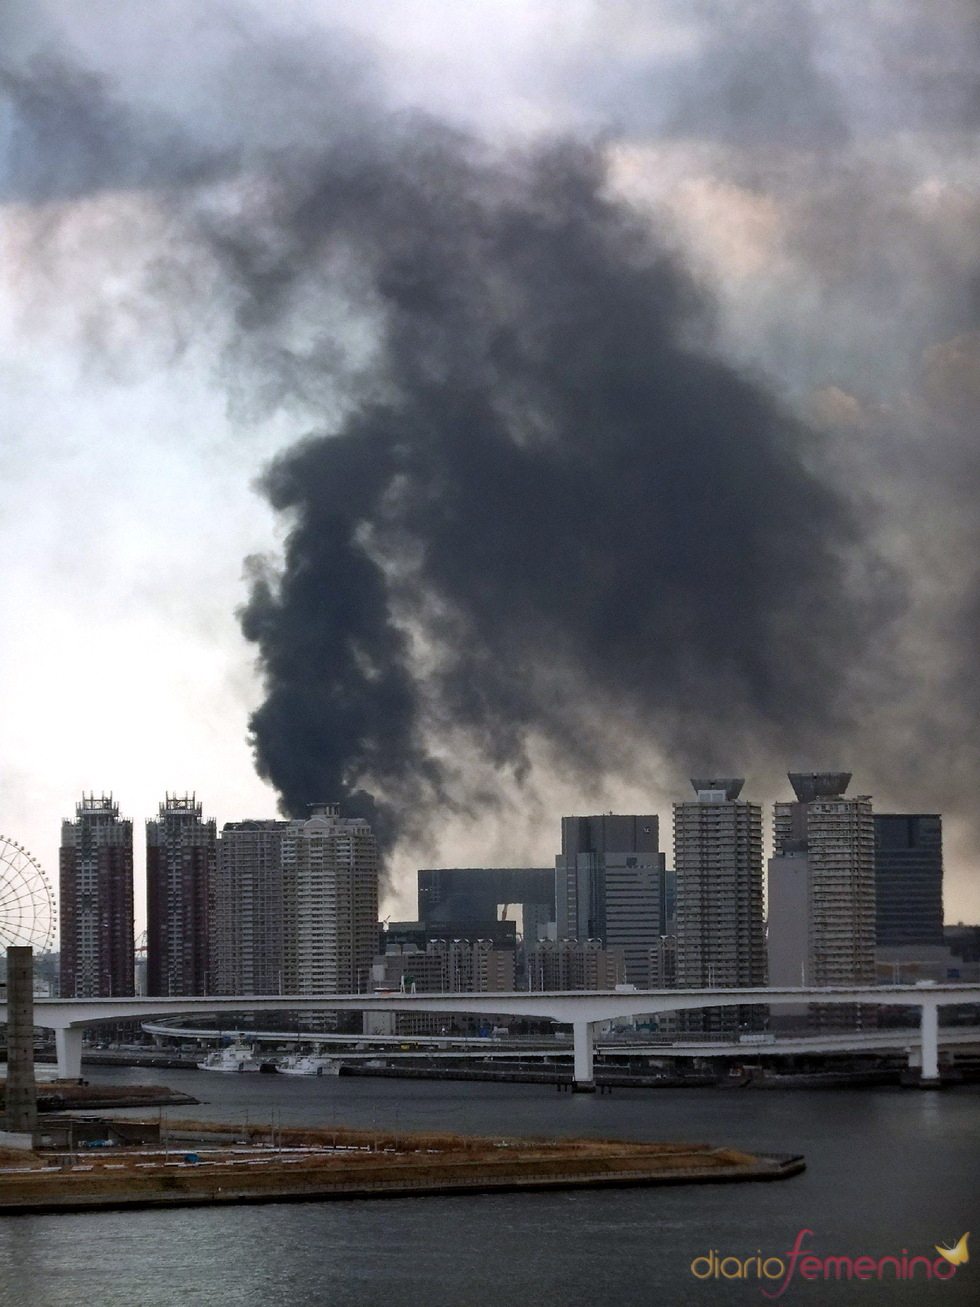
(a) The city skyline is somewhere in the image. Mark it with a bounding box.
[19,755,980,939]
[39,775,963,952]
[4,5,980,937]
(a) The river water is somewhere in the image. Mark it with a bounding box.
[1,1064,978,1306]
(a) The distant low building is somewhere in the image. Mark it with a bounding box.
[372,938,515,994]
[371,946,446,994]
[874,944,954,985]
[944,924,980,983]
[528,938,625,991]
[368,936,515,1035]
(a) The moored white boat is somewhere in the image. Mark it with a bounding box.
[197,1045,264,1073]
[277,1053,341,1076]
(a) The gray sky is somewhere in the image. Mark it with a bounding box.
[2,1,978,931]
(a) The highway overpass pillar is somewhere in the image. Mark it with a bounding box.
[572,1021,595,1092]
[918,1002,940,1087]
[4,946,38,1135]
[55,1027,83,1081]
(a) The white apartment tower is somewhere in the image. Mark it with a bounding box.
[769,772,876,991]
[673,778,766,1030]
[281,804,379,994]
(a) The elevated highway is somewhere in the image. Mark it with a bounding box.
[137,1020,980,1064]
[4,984,978,1087]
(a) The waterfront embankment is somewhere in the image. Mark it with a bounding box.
[0,1083,199,1112]
[0,1122,804,1213]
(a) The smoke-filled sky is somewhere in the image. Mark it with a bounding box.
[2,1,979,928]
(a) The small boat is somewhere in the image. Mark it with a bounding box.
[277,1053,341,1077]
[197,1045,264,1074]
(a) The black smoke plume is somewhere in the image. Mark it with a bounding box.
[8,16,939,867]
[225,130,890,852]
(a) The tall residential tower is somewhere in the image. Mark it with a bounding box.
[672,779,766,1029]
[768,772,876,994]
[59,793,134,998]
[212,820,288,995]
[281,804,379,995]
[146,794,216,996]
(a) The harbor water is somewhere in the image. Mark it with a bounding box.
[1,1064,978,1306]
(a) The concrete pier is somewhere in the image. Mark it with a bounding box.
[4,946,38,1135]
[55,1027,84,1080]
[917,1000,941,1088]
[572,1021,596,1092]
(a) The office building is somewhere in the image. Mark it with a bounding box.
[418,867,554,932]
[874,814,943,947]
[212,820,289,995]
[59,793,134,998]
[281,804,379,995]
[673,779,766,1030]
[146,794,216,996]
[556,814,666,987]
[528,938,625,991]
[769,773,876,991]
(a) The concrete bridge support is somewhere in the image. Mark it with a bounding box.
[572,1021,595,1092]
[55,1027,84,1081]
[919,1001,940,1087]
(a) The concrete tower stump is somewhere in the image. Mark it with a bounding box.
[3,945,38,1139]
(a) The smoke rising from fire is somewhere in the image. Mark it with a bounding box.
[3,4,979,900]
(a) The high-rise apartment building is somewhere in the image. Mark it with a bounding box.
[146,794,216,996]
[672,779,766,1030]
[768,772,876,992]
[212,820,289,995]
[556,814,665,987]
[874,814,943,947]
[59,793,134,998]
[281,804,379,994]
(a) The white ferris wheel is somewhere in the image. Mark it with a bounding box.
[0,835,57,952]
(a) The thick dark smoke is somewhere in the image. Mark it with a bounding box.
[9,3,980,888]
[224,131,890,851]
